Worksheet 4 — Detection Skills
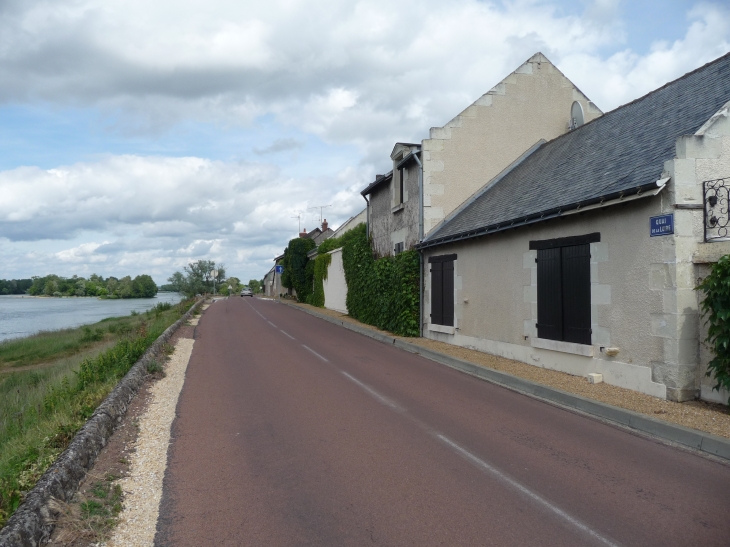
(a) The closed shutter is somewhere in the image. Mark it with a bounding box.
[431,262,443,326]
[537,248,562,341]
[442,260,454,327]
[561,244,591,345]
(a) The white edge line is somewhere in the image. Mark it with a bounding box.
[436,434,619,547]
[280,330,295,340]
[341,371,401,411]
[267,321,278,328]
[302,344,329,362]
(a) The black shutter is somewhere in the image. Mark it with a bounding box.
[537,248,562,341]
[561,244,591,345]
[442,260,454,327]
[431,262,443,325]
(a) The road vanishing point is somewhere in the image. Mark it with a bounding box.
[155,297,730,546]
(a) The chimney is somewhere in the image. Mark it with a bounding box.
[299,227,307,238]
[321,219,328,232]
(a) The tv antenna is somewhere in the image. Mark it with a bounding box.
[308,204,332,224]
[291,213,302,232]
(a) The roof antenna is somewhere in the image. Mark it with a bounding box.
[291,213,302,232]
[308,204,332,224]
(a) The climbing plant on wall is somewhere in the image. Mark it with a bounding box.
[697,254,730,406]
[340,224,420,337]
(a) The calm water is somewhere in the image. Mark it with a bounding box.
[0,293,185,342]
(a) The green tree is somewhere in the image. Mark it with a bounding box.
[248,279,261,294]
[132,274,157,297]
[281,237,316,301]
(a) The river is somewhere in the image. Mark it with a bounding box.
[0,292,185,342]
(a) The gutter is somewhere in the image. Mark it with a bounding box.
[417,179,668,250]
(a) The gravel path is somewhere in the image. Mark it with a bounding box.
[104,337,195,547]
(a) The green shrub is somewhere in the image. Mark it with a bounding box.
[697,255,730,405]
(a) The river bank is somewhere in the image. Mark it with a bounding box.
[0,293,184,342]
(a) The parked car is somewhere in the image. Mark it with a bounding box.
[240,287,253,297]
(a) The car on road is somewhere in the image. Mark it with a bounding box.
[240,288,253,297]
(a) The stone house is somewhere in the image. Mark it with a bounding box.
[417,52,730,403]
[422,52,603,237]
[361,52,602,258]
[361,143,422,256]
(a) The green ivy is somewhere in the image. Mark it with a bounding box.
[340,224,420,337]
[697,255,730,406]
[307,253,332,308]
[281,237,316,301]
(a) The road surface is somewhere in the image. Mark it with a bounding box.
[155,297,730,546]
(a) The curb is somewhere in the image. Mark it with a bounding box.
[279,300,730,462]
[0,298,204,547]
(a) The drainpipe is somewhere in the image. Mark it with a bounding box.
[412,152,424,337]
[362,194,370,239]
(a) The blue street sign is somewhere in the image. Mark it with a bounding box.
[275,265,284,274]
[650,214,674,237]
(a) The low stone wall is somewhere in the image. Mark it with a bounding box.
[0,298,203,547]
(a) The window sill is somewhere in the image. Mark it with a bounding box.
[391,203,405,213]
[530,337,594,357]
[429,324,455,335]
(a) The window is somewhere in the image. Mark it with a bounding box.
[394,242,404,254]
[429,254,456,326]
[398,167,405,204]
[531,233,598,345]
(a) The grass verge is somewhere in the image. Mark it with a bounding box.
[0,298,193,528]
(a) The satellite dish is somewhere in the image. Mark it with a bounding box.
[570,101,584,129]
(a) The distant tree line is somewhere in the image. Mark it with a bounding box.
[0,279,33,295]
[10,274,159,298]
[166,260,259,297]
[167,260,227,298]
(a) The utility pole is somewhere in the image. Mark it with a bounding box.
[308,204,331,225]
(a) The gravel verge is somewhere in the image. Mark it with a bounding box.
[280,301,730,441]
[104,337,195,547]
[0,299,202,547]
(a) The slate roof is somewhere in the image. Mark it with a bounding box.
[361,171,393,196]
[420,52,730,248]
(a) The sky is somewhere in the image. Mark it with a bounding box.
[1,0,729,285]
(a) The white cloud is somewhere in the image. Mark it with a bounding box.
[1,0,729,282]
[0,154,368,281]
[4,0,726,151]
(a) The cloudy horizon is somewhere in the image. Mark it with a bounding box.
[1,0,729,285]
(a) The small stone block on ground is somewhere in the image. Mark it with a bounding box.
[588,373,603,384]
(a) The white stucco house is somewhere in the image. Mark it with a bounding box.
[417,52,730,403]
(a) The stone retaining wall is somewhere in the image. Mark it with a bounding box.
[0,298,203,547]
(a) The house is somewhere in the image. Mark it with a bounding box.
[361,52,602,258]
[422,52,602,236]
[417,52,730,403]
[263,254,286,298]
[361,143,422,256]
[331,208,366,239]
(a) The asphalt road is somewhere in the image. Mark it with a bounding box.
[155,297,730,546]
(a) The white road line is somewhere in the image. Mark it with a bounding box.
[280,329,295,340]
[302,344,329,362]
[436,434,619,547]
[268,321,278,328]
[340,371,402,411]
